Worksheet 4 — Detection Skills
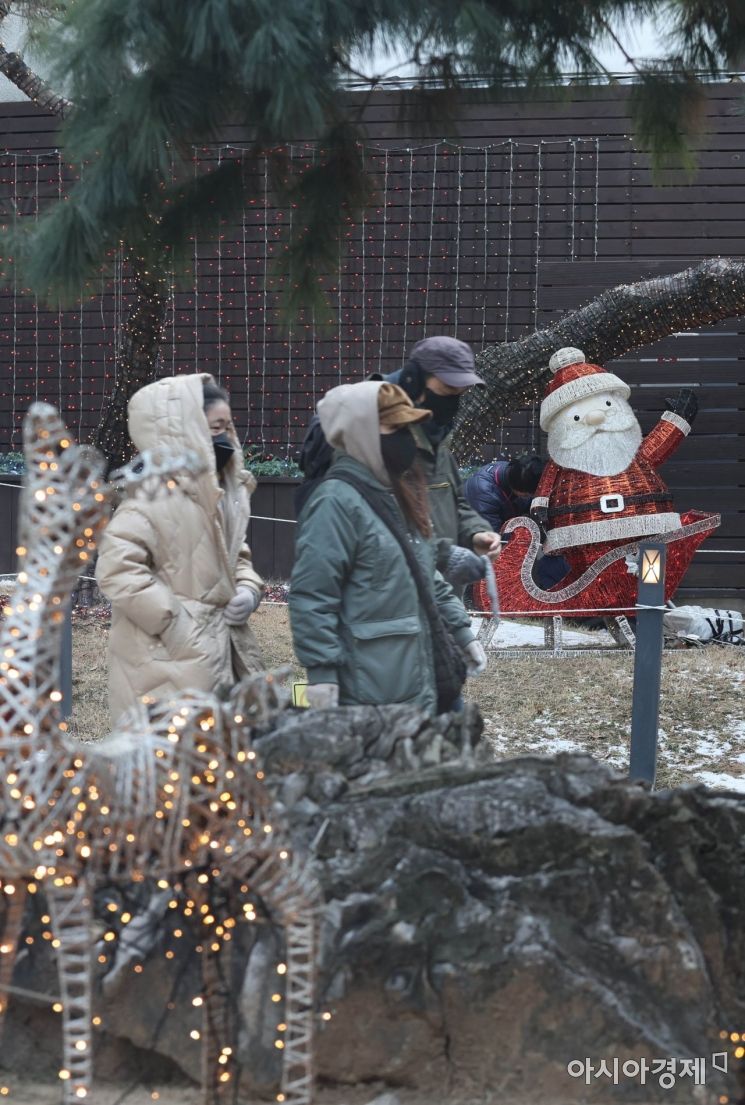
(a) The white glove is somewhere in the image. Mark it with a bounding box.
[305,683,339,709]
[463,639,487,677]
[224,587,261,626]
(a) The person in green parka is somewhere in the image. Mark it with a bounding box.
[289,381,486,712]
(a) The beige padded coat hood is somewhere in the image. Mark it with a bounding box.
[96,373,264,724]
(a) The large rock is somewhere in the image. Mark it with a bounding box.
[4,703,744,1103]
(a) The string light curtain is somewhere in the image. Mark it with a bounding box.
[0,138,608,457]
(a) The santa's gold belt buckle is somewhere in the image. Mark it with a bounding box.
[600,493,624,513]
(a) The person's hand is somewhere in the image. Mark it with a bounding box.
[224,588,261,626]
[445,546,487,587]
[664,388,698,426]
[473,531,501,559]
[463,640,487,677]
[305,683,339,709]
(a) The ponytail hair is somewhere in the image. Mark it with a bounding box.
[390,462,432,539]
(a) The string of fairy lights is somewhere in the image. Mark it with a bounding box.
[0,137,610,457]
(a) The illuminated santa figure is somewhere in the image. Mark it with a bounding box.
[530,347,698,579]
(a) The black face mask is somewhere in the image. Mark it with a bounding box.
[380,428,417,476]
[213,432,235,472]
[420,388,461,426]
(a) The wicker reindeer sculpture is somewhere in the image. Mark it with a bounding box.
[0,404,319,1105]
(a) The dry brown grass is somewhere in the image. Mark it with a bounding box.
[70,602,303,742]
[71,606,744,792]
[469,642,745,790]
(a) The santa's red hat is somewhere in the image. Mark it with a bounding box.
[540,347,630,431]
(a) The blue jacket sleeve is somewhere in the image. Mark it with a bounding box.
[464,464,512,533]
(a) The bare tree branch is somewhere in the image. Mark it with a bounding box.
[0,2,70,115]
[451,257,745,459]
[0,39,69,113]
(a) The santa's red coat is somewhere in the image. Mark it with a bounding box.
[532,413,690,569]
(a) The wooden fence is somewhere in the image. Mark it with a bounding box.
[0,83,742,599]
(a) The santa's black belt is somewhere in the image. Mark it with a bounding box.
[548,491,672,519]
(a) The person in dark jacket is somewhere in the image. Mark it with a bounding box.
[289,381,486,712]
[464,455,543,533]
[464,454,569,589]
[384,336,501,590]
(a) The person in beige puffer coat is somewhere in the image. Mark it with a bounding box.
[96,373,265,724]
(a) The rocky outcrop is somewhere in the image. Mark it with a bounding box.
[4,703,745,1103]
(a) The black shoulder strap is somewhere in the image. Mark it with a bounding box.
[327,470,430,604]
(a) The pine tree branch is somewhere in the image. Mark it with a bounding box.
[0,9,163,467]
[451,258,745,460]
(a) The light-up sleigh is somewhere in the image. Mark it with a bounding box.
[474,510,720,651]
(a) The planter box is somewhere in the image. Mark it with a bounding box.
[247,477,298,581]
[0,473,21,576]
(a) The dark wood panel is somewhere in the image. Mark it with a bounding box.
[199,130,745,155]
[537,258,733,283]
[676,562,745,589]
[0,479,19,574]
[706,516,745,538]
[1,93,744,592]
[663,460,744,482]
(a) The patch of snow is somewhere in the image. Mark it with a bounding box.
[693,736,731,758]
[484,729,511,755]
[695,771,745,794]
[470,617,614,650]
[602,744,628,767]
[525,736,585,755]
[729,720,745,744]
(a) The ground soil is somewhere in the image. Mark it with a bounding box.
[72,603,745,793]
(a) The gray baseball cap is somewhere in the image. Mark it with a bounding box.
[409,336,486,388]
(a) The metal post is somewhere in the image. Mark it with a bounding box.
[60,603,73,720]
[628,543,666,786]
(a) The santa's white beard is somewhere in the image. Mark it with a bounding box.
[548,406,643,476]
